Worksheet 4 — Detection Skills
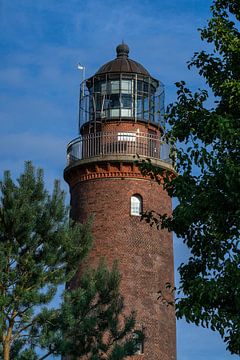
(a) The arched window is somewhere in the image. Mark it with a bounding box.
[131,194,142,216]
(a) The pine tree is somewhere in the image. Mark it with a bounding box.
[0,162,138,359]
[33,261,139,360]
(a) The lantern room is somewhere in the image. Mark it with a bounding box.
[79,43,165,133]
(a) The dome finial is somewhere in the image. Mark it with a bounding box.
[116,42,129,58]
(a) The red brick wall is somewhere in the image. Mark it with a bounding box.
[67,172,176,360]
[82,119,162,137]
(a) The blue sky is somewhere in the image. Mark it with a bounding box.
[0,0,238,359]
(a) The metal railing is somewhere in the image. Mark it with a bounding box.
[67,131,172,165]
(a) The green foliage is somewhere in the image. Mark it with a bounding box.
[33,261,138,360]
[0,162,138,359]
[0,161,92,359]
[141,0,240,355]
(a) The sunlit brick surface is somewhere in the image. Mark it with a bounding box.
[65,175,175,359]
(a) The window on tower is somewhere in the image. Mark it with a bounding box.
[130,194,142,216]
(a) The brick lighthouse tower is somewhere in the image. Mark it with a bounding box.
[64,43,176,360]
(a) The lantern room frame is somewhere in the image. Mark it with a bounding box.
[79,72,165,133]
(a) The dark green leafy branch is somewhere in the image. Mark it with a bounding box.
[140,0,240,355]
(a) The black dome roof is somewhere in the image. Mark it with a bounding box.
[95,43,150,76]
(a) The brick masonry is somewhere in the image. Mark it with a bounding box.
[64,121,176,360]
[81,118,162,137]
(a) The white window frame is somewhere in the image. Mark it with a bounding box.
[131,194,142,216]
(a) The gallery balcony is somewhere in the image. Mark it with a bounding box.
[66,131,173,168]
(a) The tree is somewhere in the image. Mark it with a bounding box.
[141,0,240,355]
[0,162,138,360]
[33,261,139,360]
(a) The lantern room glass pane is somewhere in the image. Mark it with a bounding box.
[144,97,149,120]
[121,108,132,117]
[121,94,132,108]
[109,109,120,117]
[101,82,107,92]
[121,80,132,93]
[110,80,120,93]
[110,94,120,108]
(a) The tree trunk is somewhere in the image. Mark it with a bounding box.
[3,341,10,360]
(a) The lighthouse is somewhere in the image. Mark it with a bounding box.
[64,43,176,360]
